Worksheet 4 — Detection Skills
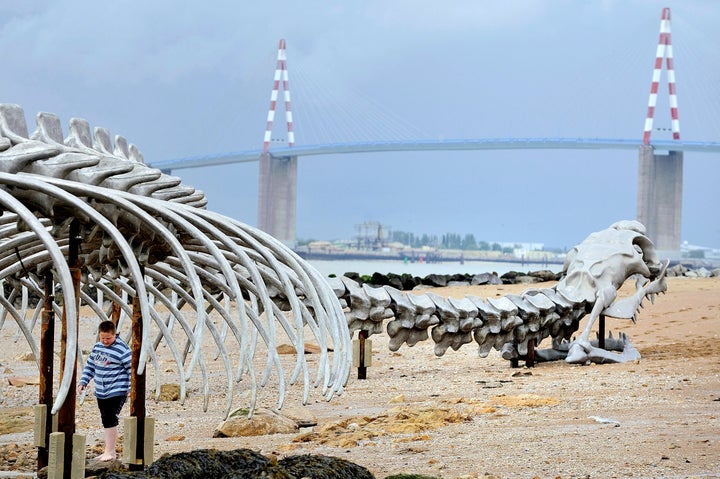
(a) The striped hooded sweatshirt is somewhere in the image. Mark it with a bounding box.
[79,335,132,399]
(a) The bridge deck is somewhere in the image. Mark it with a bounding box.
[149,137,720,171]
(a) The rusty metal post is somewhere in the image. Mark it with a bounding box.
[598,314,606,350]
[357,330,368,380]
[111,285,121,326]
[58,219,81,479]
[129,266,146,470]
[37,272,55,470]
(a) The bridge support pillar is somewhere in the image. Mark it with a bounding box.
[637,145,683,258]
[258,152,297,247]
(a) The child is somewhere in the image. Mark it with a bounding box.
[77,320,132,461]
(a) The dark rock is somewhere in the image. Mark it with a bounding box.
[500,271,520,284]
[667,264,687,277]
[385,273,404,290]
[400,274,419,290]
[343,272,361,283]
[421,274,447,287]
[448,273,469,283]
[472,272,502,285]
[528,269,561,282]
[370,272,388,286]
[514,275,543,284]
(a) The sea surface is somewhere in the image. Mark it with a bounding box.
[306,258,564,278]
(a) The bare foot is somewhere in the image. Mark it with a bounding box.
[94,453,116,462]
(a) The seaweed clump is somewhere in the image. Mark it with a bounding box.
[279,453,374,479]
[145,449,276,478]
[97,448,375,479]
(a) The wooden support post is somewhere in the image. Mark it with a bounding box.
[38,272,55,470]
[58,220,81,479]
[598,314,606,350]
[357,330,367,379]
[129,266,146,470]
[353,330,372,380]
[526,338,536,368]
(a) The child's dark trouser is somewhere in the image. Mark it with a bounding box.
[97,395,127,428]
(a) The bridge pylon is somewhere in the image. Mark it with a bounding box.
[258,39,298,246]
[637,7,682,258]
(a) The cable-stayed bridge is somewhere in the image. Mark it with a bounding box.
[148,9,720,257]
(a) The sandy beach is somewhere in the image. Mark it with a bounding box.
[1,276,719,478]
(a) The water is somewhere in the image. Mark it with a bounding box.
[306,258,564,278]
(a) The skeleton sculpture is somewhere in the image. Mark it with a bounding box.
[1,104,667,423]
[331,220,668,365]
[0,104,351,418]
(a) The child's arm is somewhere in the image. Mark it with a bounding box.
[77,346,97,392]
[120,339,132,374]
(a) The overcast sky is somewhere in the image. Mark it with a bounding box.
[1,1,719,249]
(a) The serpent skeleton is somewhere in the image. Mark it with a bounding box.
[0,104,667,419]
[333,219,668,365]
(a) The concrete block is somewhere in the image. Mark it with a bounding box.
[47,432,64,479]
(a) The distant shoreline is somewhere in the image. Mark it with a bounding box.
[295,251,720,273]
[294,250,564,267]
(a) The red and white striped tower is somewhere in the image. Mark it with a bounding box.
[258,39,298,246]
[642,7,680,145]
[637,8,684,256]
[263,38,295,153]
